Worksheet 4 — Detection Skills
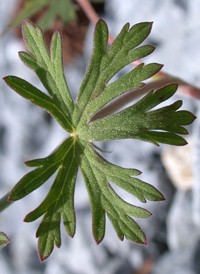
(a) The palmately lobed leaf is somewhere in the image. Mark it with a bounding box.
[84,143,165,203]
[80,145,151,244]
[4,19,196,260]
[78,84,195,145]
[73,20,157,126]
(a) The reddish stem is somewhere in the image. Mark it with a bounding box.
[75,0,99,24]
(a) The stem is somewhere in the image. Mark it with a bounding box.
[0,192,13,213]
[75,0,113,44]
[75,0,99,24]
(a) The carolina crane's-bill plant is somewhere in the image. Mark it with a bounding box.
[3,19,195,260]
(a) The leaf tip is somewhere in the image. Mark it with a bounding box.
[95,238,103,245]
[139,232,147,245]
[24,159,39,167]
[152,189,166,202]
[52,29,62,39]
[96,18,106,25]
[21,19,34,31]
[157,63,164,71]
[18,51,24,57]
[170,83,179,92]
[39,255,46,262]
[3,76,14,87]
[135,169,142,176]
[3,76,12,90]
[93,230,105,245]
[134,231,147,245]
[160,193,166,201]
[95,18,108,36]
[69,232,76,238]
[147,21,153,31]
[24,160,32,167]
[176,138,188,146]
[143,237,147,246]
[2,76,8,82]
[189,112,197,124]
[149,44,156,53]
[0,232,10,247]
[38,250,49,262]
[7,191,15,202]
[147,210,152,217]
[37,238,53,262]
[23,213,33,223]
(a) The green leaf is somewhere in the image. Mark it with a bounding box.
[85,144,164,202]
[36,204,61,261]
[20,21,74,118]
[73,19,109,125]
[78,84,195,145]
[23,137,81,259]
[73,21,156,125]
[23,137,80,222]
[102,197,146,243]
[80,143,153,244]
[9,138,73,201]
[80,154,106,243]
[9,163,59,201]
[5,19,195,260]
[82,63,163,122]
[0,232,10,247]
[4,76,73,132]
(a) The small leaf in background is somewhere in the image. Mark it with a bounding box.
[2,0,78,34]
[1,0,49,35]
[4,19,195,259]
[38,0,77,31]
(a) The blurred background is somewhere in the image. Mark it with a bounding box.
[0,0,200,273]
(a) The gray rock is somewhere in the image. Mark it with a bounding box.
[1,1,200,274]
[153,190,200,274]
[167,191,200,251]
[192,107,200,227]
[153,249,195,274]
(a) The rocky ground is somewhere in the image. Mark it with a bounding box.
[0,0,200,273]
